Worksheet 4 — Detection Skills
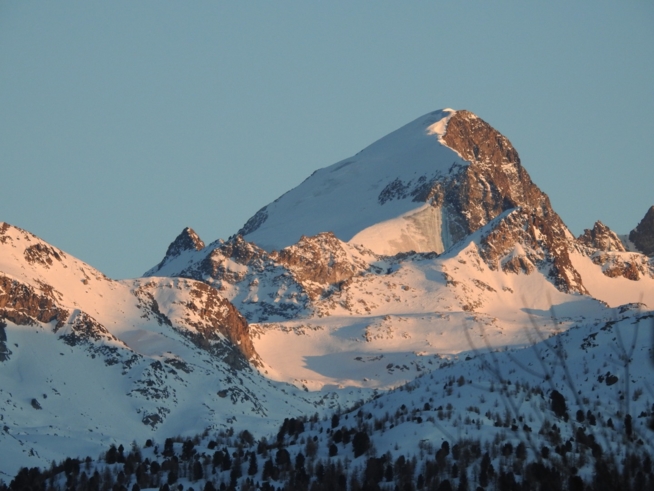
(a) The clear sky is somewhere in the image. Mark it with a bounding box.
[1,2,653,279]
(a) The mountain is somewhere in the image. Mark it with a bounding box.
[2,109,654,485]
[238,109,552,256]
[0,222,354,477]
[146,110,654,393]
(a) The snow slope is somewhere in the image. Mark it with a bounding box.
[249,215,623,392]
[239,109,466,255]
[36,306,654,491]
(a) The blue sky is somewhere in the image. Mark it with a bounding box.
[1,2,653,279]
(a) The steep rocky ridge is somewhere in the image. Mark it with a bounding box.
[437,110,554,241]
[478,209,587,293]
[146,230,378,321]
[578,221,626,252]
[148,227,206,274]
[135,278,259,369]
[576,221,653,282]
[269,232,376,300]
[629,205,654,256]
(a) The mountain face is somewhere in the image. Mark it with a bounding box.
[151,109,652,311]
[629,205,654,256]
[238,110,553,254]
[145,109,654,392]
[2,109,654,481]
[233,110,592,295]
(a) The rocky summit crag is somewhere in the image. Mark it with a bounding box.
[1,109,653,484]
[629,205,654,256]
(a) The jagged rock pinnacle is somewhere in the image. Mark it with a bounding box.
[578,221,625,252]
[165,227,205,258]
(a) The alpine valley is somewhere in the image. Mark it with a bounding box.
[2,109,654,491]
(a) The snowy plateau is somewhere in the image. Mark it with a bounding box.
[2,109,654,491]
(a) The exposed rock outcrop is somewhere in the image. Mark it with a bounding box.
[629,206,654,256]
[590,253,650,281]
[148,227,206,275]
[437,111,586,293]
[0,274,69,329]
[575,221,653,281]
[181,281,260,369]
[438,110,555,242]
[167,227,205,256]
[478,209,587,294]
[133,279,260,369]
[578,221,626,252]
[271,232,372,300]
[147,230,379,320]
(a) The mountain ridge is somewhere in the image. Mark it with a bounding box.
[1,109,654,481]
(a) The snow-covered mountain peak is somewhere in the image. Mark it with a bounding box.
[167,227,205,255]
[237,109,469,254]
[238,109,559,263]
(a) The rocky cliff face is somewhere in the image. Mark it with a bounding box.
[578,221,626,252]
[270,232,374,300]
[575,221,651,282]
[0,274,69,331]
[411,111,587,294]
[135,279,260,369]
[439,110,554,242]
[629,206,654,256]
[147,230,378,320]
[477,209,587,293]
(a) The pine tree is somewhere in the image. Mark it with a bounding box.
[248,452,258,476]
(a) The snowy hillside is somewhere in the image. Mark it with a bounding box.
[250,211,654,392]
[0,223,361,478]
[9,307,653,490]
[238,109,464,255]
